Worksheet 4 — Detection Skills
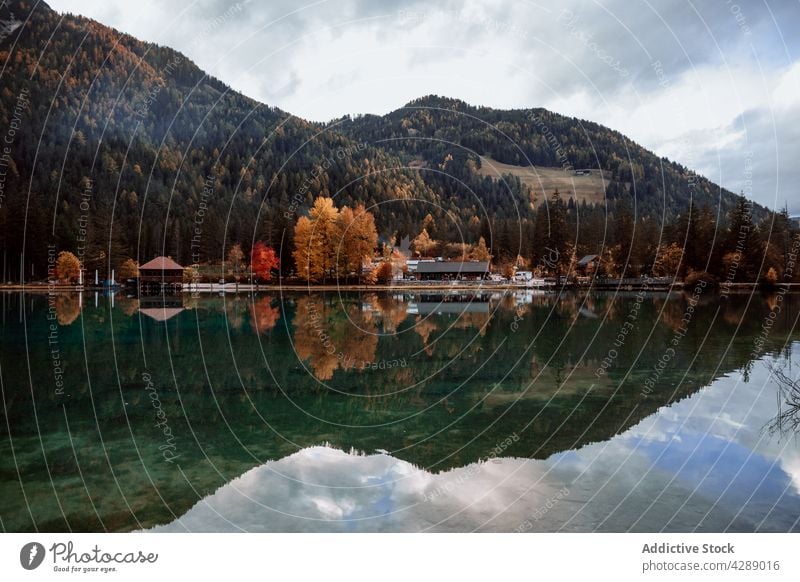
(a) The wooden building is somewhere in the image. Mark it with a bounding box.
[577,254,601,275]
[414,261,489,281]
[138,256,184,292]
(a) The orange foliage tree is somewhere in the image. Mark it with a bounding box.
[336,203,378,281]
[374,261,394,284]
[293,197,378,282]
[55,251,82,283]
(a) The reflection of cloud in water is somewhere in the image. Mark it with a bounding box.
[148,447,567,532]
[149,352,800,532]
[552,353,800,531]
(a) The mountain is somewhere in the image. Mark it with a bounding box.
[0,0,435,278]
[335,94,744,218]
[0,0,778,281]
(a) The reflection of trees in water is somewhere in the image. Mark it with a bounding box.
[366,294,408,333]
[225,296,246,330]
[118,297,139,316]
[499,294,516,311]
[659,297,687,331]
[451,311,490,337]
[414,317,438,356]
[765,293,781,313]
[723,300,747,326]
[558,293,582,321]
[293,298,337,380]
[765,359,800,438]
[292,297,378,380]
[250,296,280,335]
[55,294,81,325]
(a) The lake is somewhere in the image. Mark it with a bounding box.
[1,289,799,532]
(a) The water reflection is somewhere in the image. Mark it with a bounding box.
[765,360,800,438]
[138,297,186,322]
[148,354,800,532]
[250,296,280,335]
[0,289,799,532]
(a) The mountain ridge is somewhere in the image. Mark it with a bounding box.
[0,0,781,282]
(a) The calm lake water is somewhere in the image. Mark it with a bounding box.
[1,289,799,532]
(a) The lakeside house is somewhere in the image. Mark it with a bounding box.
[577,254,601,275]
[138,256,185,292]
[414,260,490,281]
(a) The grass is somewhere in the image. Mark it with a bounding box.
[475,156,609,207]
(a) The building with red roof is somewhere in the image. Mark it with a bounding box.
[138,256,184,290]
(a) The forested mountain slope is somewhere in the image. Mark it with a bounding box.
[0,0,779,280]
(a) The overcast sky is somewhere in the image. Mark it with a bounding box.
[48,0,800,213]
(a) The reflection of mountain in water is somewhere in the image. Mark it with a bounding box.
[1,291,799,531]
[148,446,569,533]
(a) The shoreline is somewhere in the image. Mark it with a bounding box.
[4,282,800,293]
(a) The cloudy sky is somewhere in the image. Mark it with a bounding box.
[48,0,800,213]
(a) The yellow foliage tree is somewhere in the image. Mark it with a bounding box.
[55,251,81,283]
[292,197,338,281]
[653,242,684,277]
[412,228,436,257]
[295,197,378,282]
[470,236,492,261]
[336,203,378,281]
[293,216,315,281]
[310,197,339,281]
[227,243,245,276]
[118,258,139,279]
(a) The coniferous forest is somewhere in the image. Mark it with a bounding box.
[0,0,795,283]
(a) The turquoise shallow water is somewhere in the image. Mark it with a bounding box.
[1,289,799,532]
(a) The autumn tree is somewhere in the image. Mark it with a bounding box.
[652,242,683,277]
[251,241,279,282]
[293,216,314,281]
[509,263,523,280]
[292,197,339,282]
[374,261,394,284]
[758,208,796,283]
[444,242,470,260]
[335,204,378,281]
[55,251,81,283]
[470,236,492,261]
[422,213,436,234]
[183,266,200,284]
[227,243,245,277]
[412,228,436,257]
[118,258,139,279]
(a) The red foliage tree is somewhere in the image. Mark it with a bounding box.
[251,242,280,282]
[250,296,280,335]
